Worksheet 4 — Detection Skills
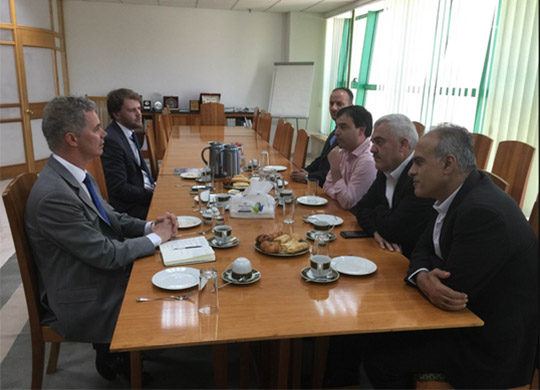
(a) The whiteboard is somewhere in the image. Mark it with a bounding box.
[268,62,314,118]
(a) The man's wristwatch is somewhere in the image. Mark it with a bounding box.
[304,174,309,183]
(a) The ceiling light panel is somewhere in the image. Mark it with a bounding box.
[158,0,197,7]
[197,0,238,10]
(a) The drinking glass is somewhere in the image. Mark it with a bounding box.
[251,158,260,178]
[306,178,319,200]
[312,233,330,258]
[198,268,219,315]
[260,150,269,170]
[282,195,296,234]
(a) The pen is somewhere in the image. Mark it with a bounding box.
[172,245,202,250]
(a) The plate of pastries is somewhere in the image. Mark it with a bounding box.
[255,231,310,257]
[223,174,251,190]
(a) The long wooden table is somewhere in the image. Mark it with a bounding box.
[111,126,483,388]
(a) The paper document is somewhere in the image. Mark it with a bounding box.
[160,236,215,266]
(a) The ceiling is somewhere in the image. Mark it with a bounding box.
[67,0,364,16]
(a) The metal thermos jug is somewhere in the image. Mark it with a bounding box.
[201,141,224,178]
[222,144,240,177]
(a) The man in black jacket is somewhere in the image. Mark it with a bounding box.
[101,88,154,219]
[291,87,353,186]
[350,114,434,258]
[364,124,538,389]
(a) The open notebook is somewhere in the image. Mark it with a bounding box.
[159,236,216,267]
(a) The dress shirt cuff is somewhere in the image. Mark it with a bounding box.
[144,222,153,235]
[146,233,162,247]
[407,268,429,285]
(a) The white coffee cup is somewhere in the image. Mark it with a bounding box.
[213,225,232,245]
[231,257,252,280]
[310,255,331,278]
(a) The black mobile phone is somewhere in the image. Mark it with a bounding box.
[340,230,371,239]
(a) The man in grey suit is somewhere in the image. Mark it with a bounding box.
[25,96,178,380]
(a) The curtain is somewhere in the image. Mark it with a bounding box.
[481,0,538,215]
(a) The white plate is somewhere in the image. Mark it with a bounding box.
[152,267,200,290]
[264,165,287,172]
[180,172,201,179]
[297,196,328,206]
[177,216,202,228]
[306,214,344,226]
[330,256,377,276]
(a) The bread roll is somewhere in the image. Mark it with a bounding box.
[260,240,280,253]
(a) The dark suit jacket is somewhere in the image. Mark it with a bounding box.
[25,156,156,343]
[101,121,153,219]
[349,160,435,258]
[305,129,338,187]
[407,170,538,388]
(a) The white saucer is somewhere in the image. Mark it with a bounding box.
[177,216,202,228]
[300,267,339,283]
[208,236,239,249]
[180,172,200,179]
[331,256,377,276]
[222,269,261,285]
[297,196,328,206]
[306,214,344,226]
[263,165,287,172]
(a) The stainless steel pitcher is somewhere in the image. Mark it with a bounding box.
[201,141,224,178]
[222,144,240,177]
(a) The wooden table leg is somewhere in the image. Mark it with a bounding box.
[130,351,142,389]
[212,344,228,389]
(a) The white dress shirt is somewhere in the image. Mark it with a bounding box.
[383,153,414,208]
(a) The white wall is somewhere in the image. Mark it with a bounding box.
[63,1,288,112]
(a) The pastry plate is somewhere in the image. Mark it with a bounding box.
[254,241,310,257]
[222,269,261,285]
[263,165,287,172]
[297,196,328,206]
[306,214,344,226]
[180,172,200,179]
[177,216,202,229]
[300,267,339,283]
[152,267,200,290]
[305,230,337,242]
[208,236,239,249]
[330,256,377,276]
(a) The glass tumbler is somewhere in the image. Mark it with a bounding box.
[198,268,219,315]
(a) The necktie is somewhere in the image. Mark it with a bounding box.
[83,173,111,225]
[130,131,155,184]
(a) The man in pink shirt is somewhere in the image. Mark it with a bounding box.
[323,105,377,209]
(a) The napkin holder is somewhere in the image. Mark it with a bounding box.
[229,184,275,219]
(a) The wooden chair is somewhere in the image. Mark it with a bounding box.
[530,195,539,240]
[251,107,259,131]
[155,113,170,159]
[491,140,535,208]
[272,119,294,159]
[482,170,510,193]
[87,156,109,202]
[85,95,110,128]
[145,120,159,179]
[412,121,425,138]
[292,129,309,169]
[2,173,68,389]
[257,110,272,142]
[472,133,494,170]
[200,102,226,126]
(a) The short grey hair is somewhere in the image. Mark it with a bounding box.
[374,114,418,149]
[42,96,96,152]
[430,123,477,172]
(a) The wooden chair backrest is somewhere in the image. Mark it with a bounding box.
[200,103,226,126]
[257,111,272,142]
[85,95,110,128]
[412,121,425,138]
[492,140,535,208]
[155,114,169,159]
[273,120,294,159]
[2,173,44,334]
[161,107,172,141]
[86,156,109,202]
[472,133,494,170]
[145,120,159,179]
[252,107,259,131]
[482,170,510,193]
[530,196,539,240]
[293,129,309,169]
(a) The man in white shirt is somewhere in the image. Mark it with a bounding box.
[349,114,434,257]
[101,88,154,219]
[25,95,178,381]
[322,105,377,209]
